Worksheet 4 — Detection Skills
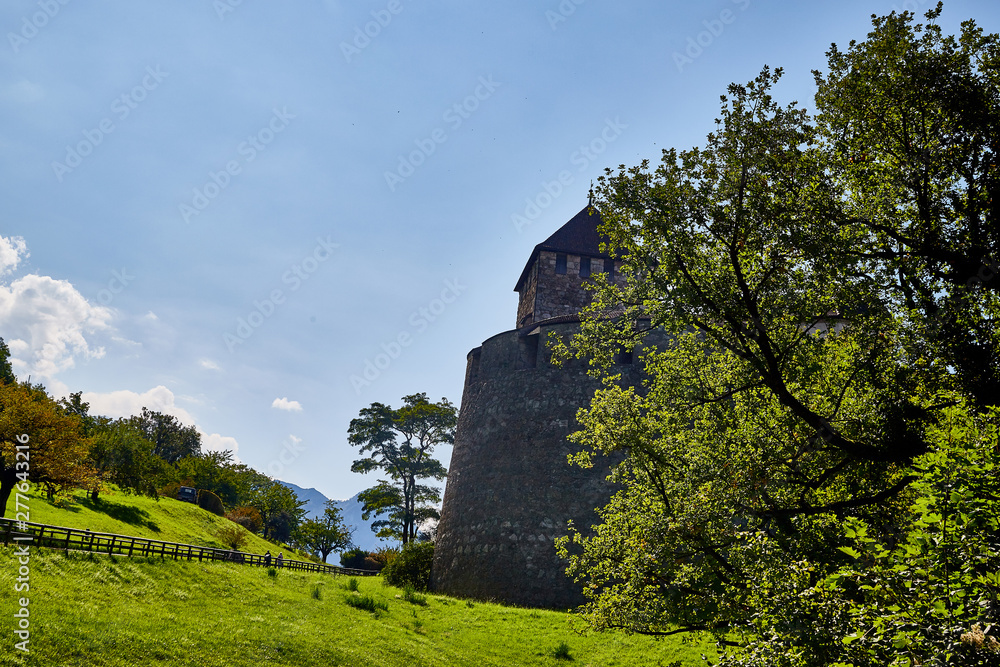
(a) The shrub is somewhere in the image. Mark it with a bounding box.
[159,482,180,499]
[346,577,359,592]
[382,542,434,591]
[340,548,370,570]
[197,489,225,516]
[225,506,263,533]
[216,524,248,551]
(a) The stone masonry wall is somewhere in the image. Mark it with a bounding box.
[432,321,659,608]
[529,251,621,325]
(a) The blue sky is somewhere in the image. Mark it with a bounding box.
[1,0,996,501]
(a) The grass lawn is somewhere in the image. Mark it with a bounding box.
[3,486,286,557]
[1,487,719,666]
[0,547,717,667]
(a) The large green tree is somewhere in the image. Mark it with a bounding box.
[295,500,353,563]
[87,417,164,502]
[554,7,999,664]
[0,382,94,515]
[348,393,456,545]
[132,407,202,464]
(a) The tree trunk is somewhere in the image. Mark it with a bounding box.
[0,466,18,519]
[91,487,100,502]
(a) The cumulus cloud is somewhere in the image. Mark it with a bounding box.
[0,235,28,276]
[82,385,197,425]
[271,397,303,412]
[0,273,113,378]
[201,432,241,461]
[82,385,241,461]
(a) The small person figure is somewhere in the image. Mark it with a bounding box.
[264,550,271,567]
[276,552,283,568]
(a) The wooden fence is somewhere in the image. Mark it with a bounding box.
[0,518,376,577]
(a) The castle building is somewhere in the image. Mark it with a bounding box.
[432,204,652,608]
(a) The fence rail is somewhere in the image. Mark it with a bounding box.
[0,518,376,577]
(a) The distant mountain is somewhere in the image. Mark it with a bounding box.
[277,480,397,553]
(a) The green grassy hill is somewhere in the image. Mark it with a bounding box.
[4,486,281,556]
[1,489,719,666]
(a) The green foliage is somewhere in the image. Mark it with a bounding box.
[382,541,434,591]
[294,499,352,563]
[130,408,201,464]
[0,337,16,385]
[341,547,371,570]
[87,417,164,501]
[197,489,225,516]
[346,577,360,592]
[225,505,263,533]
[216,522,249,551]
[311,583,322,600]
[348,392,456,544]
[554,6,1000,663]
[0,381,94,512]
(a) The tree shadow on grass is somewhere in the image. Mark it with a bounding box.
[78,497,161,533]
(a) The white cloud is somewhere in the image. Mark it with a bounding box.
[271,397,303,412]
[201,432,241,461]
[82,385,197,425]
[82,385,241,462]
[199,358,221,371]
[0,235,28,276]
[0,273,113,378]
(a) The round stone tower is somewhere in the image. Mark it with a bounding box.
[432,205,644,608]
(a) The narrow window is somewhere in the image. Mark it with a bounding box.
[604,258,615,278]
[519,334,539,369]
[555,254,567,274]
[580,256,591,277]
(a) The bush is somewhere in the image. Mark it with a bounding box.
[159,482,180,500]
[340,547,394,572]
[340,547,370,570]
[216,523,248,551]
[382,542,434,591]
[225,506,263,533]
[197,489,225,516]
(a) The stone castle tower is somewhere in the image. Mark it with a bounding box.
[432,204,648,608]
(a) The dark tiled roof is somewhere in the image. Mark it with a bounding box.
[514,204,611,292]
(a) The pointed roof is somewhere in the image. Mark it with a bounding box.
[514,204,610,292]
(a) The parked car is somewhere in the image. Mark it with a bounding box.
[177,486,198,504]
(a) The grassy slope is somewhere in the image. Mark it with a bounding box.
[0,548,716,667]
[3,486,279,555]
[2,489,719,666]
